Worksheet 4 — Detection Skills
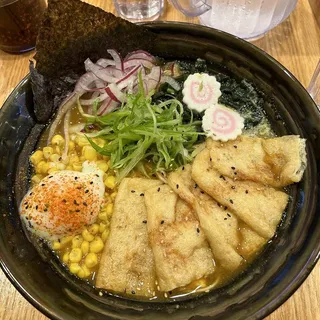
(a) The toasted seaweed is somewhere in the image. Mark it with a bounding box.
[35,0,158,79]
[30,0,158,122]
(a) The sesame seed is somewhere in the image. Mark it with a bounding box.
[176,184,179,189]
[182,166,185,170]
[131,291,135,295]
[224,218,227,220]
[44,208,48,212]
[48,176,53,179]
[231,186,235,189]
[231,166,235,170]
[230,199,234,204]
[200,191,204,194]
[85,190,89,193]
[245,190,249,194]
[234,172,237,175]
[76,209,80,212]
[210,157,212,161]
[143,220,147,224]
[220,175,226,181]
[35,205,38,210]
[74,177,78,180]
[227,213,231,217]
[41,183,45,186]
[234,145,238,149]
[90,181,93,185]
[131,190,135,193]
[157,187,160,192]
[95,174,99,177]
[161,220,164,224]
[197,228,200,233]
[224,206,228,210]
[194,184,198,188]
[140,193,144,196]
[83,202,87,206]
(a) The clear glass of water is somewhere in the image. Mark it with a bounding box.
[113,0,165,21]
[170,0,298,40]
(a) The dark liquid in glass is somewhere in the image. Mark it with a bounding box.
[0,0,47,53]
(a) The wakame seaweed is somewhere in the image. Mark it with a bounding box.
[160,58,265,129]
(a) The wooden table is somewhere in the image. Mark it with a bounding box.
[0,0,319,319]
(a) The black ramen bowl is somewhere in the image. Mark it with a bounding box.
[0,22,319,320]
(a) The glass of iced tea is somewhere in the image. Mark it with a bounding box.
[0,0,47,54]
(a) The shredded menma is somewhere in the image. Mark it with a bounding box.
[77,76,202,182]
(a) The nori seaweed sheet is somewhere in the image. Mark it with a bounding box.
[30,0,158,122]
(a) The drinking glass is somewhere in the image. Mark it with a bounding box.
[170,0,298,40]
[113,0,164,22]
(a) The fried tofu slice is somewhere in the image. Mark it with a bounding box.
[168,165,244,271]
[96,178,162,297]
[192,149,288,239]
[145,184,214,292]
[206,135,306,187]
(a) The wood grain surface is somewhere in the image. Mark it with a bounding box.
[0,0,319,319]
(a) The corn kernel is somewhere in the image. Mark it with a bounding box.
[84,252,98,268]
[89,237,104,253]
[101,230,110,242]
[98,211,108,222]
[49,154,60,162]
[72,162,83,171]
[75,135,90,147]
[31,174,43,184]
[69,263,81,274]
[88,224,99,235]
[106,203,113,215]
[52,241,61,250]
[52,135,65,146]
[62,252,69,264]
[81,241,90,255]
[82,265,91,277]
[110,192,117,200]
[82,229,94,242]
[35,161,46,174]
[77,267,86,278]
[82,146,97,161]
[99,222,107,233]
[60,235,73,248]
[68,141,75,150]
[56,163,66,170]
[43,146,54,159]
[96,160,109,173]
[66,165,73,170]
[69,248,82,263]
[72,235,83,248]
[104,176,116,189]
[48,167,59,174]
[54,146,62,155]
[30,150,44,166]
[69,154,80,164]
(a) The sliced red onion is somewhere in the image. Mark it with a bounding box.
[80,92,109,105]
[124,58,154,70]
[84,58,118,83]
[105,83,126,103]
[96,58,115,68]
[146,66,161,90]
[125,50,156,63]
[107,49,124,72]
[98,98,119,116]
[74,72,98,92]
[104,66,125,78]
[117,65,141,90]
[162,75,180,91]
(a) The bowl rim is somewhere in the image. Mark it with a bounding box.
[0,21,319,320]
